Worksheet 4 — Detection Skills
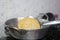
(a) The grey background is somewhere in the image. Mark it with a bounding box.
[0,0,60,37]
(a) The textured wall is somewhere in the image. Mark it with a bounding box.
[0,0,60,37]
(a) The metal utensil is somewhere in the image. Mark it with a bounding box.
[4,16,60,40]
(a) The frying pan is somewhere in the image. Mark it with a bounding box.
[5,16,60,40]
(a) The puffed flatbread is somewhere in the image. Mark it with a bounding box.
[18,17,40,30]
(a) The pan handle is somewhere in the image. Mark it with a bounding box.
[42,20,60,26]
